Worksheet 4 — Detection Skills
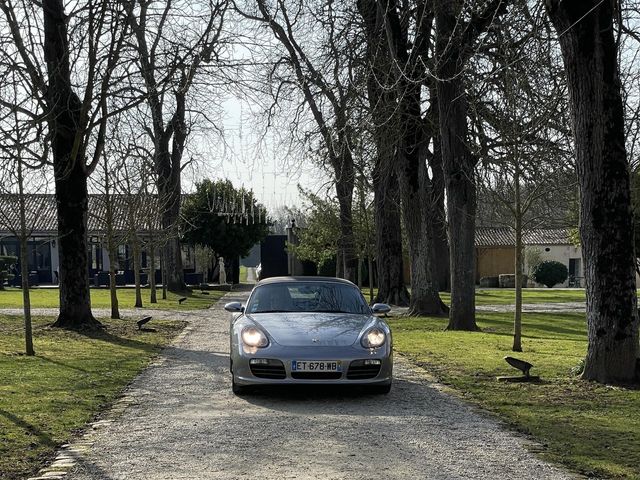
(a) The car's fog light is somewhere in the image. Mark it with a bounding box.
[250,358,269,365]
[364,359,382,366]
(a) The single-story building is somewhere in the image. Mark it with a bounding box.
[475,227,583,287]
[0,194,198,286]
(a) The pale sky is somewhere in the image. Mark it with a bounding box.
[185,96,327,211]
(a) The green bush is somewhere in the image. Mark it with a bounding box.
[532,260,568,288]
[0,255,17,290]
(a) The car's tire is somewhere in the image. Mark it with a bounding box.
[369,382,392,395]
[231,374,252,396]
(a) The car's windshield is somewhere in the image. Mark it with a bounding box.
[246,282,370,315]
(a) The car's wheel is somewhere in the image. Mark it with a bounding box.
[369,382,392,395]
[231,374,252,396]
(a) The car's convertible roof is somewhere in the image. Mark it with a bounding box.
[255,276,357,287]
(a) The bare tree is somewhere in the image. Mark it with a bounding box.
[123,0,228,292]
[1,0,130,328]
[433,0,511,330]
[93,147,122,319]
[0,72,50,354]
[545,0,639,383]
[473,3,575,350]
[358,0,448,315]
[234,0,361,283]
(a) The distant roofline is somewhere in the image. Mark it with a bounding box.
[475,227,574,247]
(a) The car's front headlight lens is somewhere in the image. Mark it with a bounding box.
[241,326,269,347]
[361,327,386,348]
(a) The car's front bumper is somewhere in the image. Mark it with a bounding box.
[231,343,393,387]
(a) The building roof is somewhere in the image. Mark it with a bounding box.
[0,194,160,235]
[476,227,573,247]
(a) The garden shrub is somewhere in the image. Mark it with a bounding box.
[532,260,568,288]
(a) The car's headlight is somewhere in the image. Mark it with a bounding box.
[241,326,269,348]
[361,327,386,348]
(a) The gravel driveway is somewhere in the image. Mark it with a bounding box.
[44,291,574,480]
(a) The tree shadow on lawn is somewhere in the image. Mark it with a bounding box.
[38,355,92,374]
[78,329,162,353]
[480,329,586,343]
[0,408,57,448]
[478,318,586,340]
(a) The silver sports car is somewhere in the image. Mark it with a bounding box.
[226,276,393,395]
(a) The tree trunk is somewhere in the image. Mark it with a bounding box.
[397,156,447,315]
[107,241,120,320]
[358,0,408,307]
[513,191,523,352]
[149,242,157,304]
[335,248,343,278]
[368,254,374,304]
[19,237,34,355]
[546,0,639,383]
[373,169,409,306]
[435,1,478,331]
[335,175,357,283]
[156,130,185,292]
[104,189,120,319]
[158,175,184,292]
[401,202,447,315]
[17,148,34,355]
[44,0,99,329]
[428,95,451,292]
[161,248,168,300]
[132,234,143,308]
[396,81,447,316]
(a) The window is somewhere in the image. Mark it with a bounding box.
[569,258,581,277]
[117,245,129,271]
[246,282,370,315]
[89,243,102,270]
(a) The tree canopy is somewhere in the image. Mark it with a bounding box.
[181,179,270,260]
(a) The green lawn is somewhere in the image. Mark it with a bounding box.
[363,287,588,305]
[0,314,185,480]
[443,288,588,305]
[391,312,640,479]
[239,265,248,283]
[0,287,224,311]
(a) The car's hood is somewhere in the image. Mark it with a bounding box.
[246,312,376,347]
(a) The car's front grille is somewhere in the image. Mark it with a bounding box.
[291,371,342,380]
[347,360,382,379]
[250,360,286,379]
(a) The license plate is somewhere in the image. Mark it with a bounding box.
[291,360,342,372]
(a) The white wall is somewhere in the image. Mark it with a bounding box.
[527,244,583,287]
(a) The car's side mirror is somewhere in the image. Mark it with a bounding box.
[372,303,391,314]
[224,302,244,313]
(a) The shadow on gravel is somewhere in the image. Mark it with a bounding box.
[238,379,434,417]
[69,456,116,480]
[164,345,230,368]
